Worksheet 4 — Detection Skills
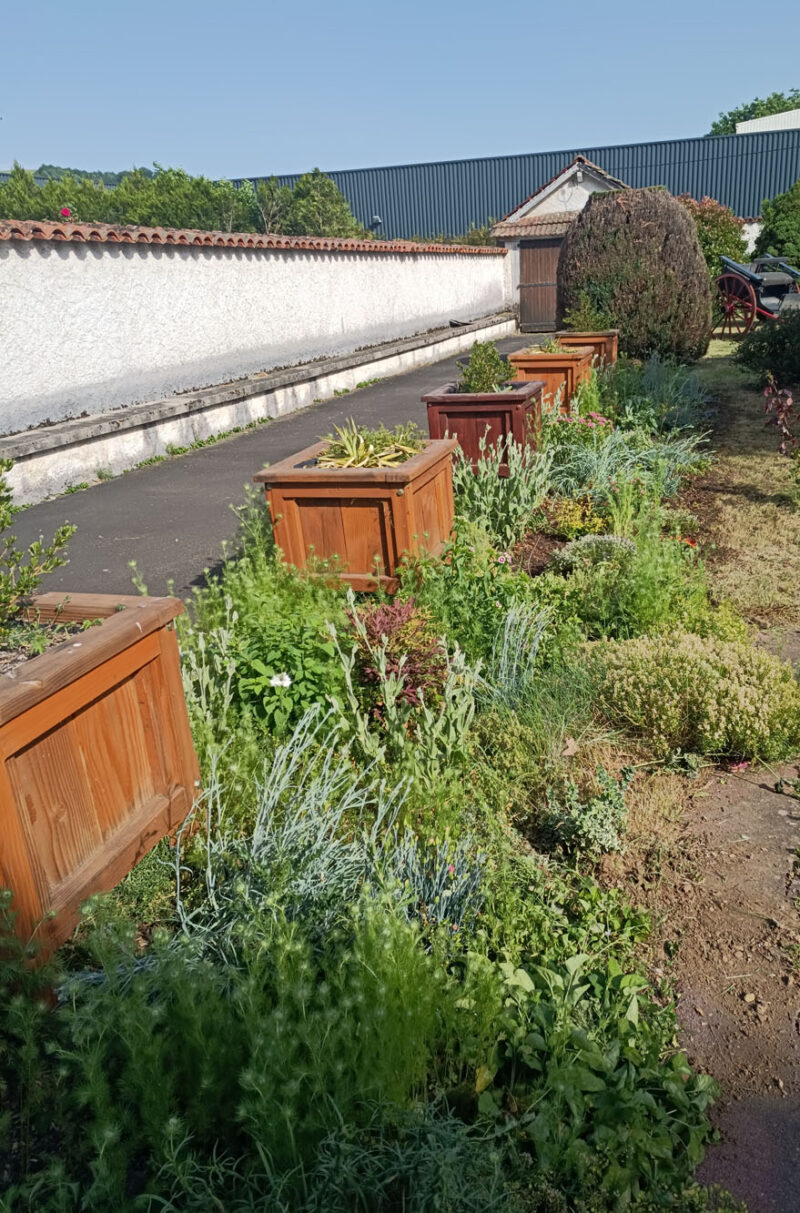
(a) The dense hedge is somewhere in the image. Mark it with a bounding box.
[0,164,365,238]
[557,189,712,360]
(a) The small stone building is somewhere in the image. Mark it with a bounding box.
[492,157,628,331]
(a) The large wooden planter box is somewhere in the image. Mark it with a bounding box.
[0,593,200,955]
[423,379,545,474]
[254,438,458,591]
[555,330,619,366]
[508,348,593,413]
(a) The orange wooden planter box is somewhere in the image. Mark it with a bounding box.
[507,348,592,413]
[0,593,200,956]
[423,379,544,474]
[255,438,458,591]
[555,330,619,366]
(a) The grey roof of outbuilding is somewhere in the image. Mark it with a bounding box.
[237,129,800,240]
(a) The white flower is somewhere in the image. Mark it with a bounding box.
[269,672,292,688]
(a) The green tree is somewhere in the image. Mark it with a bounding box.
[709,88,800,135]
[284,168,365,238]
[254,176,294,233]
[0,163,364,239]
[755,177,800,265]
[678,194,748,278]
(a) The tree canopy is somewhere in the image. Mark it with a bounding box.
[754,177,800,267]
[708,89,800,135]
[0,164,366,239]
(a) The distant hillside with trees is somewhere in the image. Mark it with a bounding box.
[0,165,366,238]
[34,164,157,186]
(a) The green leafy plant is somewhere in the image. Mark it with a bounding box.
[591,631,800,759]
[540,764,635,854]
[562,290,614,333]
[317,419,426,468]
[735,311,800,386]
[0,458,75,645]
[235,615,343,733]
[452,434,552,547]
[678,194,748,279]
[456,341,509,393]
[328,597,479,785]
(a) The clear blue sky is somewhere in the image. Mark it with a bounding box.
[3,0,799,178]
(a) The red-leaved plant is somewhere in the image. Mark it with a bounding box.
[350,597,446,718]
[764,374,798,460]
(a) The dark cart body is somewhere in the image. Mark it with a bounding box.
[714,255,800,337]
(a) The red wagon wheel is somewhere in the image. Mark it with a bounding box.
[713,273,757,338]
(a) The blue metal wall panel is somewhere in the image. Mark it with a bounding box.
[236,130,800,239]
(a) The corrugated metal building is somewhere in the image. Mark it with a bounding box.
[238,129,800,240]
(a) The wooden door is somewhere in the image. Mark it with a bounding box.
[519,239,562,331]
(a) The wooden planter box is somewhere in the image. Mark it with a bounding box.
[423,379,544,474]
[0,594,200,956]
[507,348,593,413]
[555,330,619,366]
[255,438,458,591]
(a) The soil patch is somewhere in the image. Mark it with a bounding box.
[614,764,800,1211]
[513,532,565,576]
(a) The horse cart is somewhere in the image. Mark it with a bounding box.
[713,255,800,337]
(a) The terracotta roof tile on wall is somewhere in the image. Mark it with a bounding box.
[0,218,506,256]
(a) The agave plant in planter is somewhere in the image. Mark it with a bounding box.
[255,420,457,592]
[508,337,593,414]
[423,341,545,475]
[0,460,199,956]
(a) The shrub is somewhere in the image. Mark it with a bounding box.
[456,341,509,393]
[400,528,534,664]
[328,597,479,785]
[601,355,712,433]
[540,765,635,854]
[557,188,712,360]
[754,175,800,266]
[547,426,707,503]
[349,597,446,717]
[735,311,800,386]
[550,532,636,574]
[591,632,800,759]
[678,195,748,279]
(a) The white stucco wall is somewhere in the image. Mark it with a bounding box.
[533,176,612,216]
[0,240,511,435]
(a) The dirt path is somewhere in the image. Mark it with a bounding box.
[646,347,800,1211]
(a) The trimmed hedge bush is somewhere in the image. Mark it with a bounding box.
[557,189,712,361]
[591,632,800,759]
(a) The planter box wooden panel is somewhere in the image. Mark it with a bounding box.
[0,594,200,955]
[423,380,544,473]
[255,439,457,591]
[555,330,619,365]
[507,349,592,413]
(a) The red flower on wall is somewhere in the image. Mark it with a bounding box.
[60,207,72,218]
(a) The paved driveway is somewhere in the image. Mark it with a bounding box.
[14,336,530,598]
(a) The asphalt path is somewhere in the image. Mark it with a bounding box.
[14,336,531,599]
